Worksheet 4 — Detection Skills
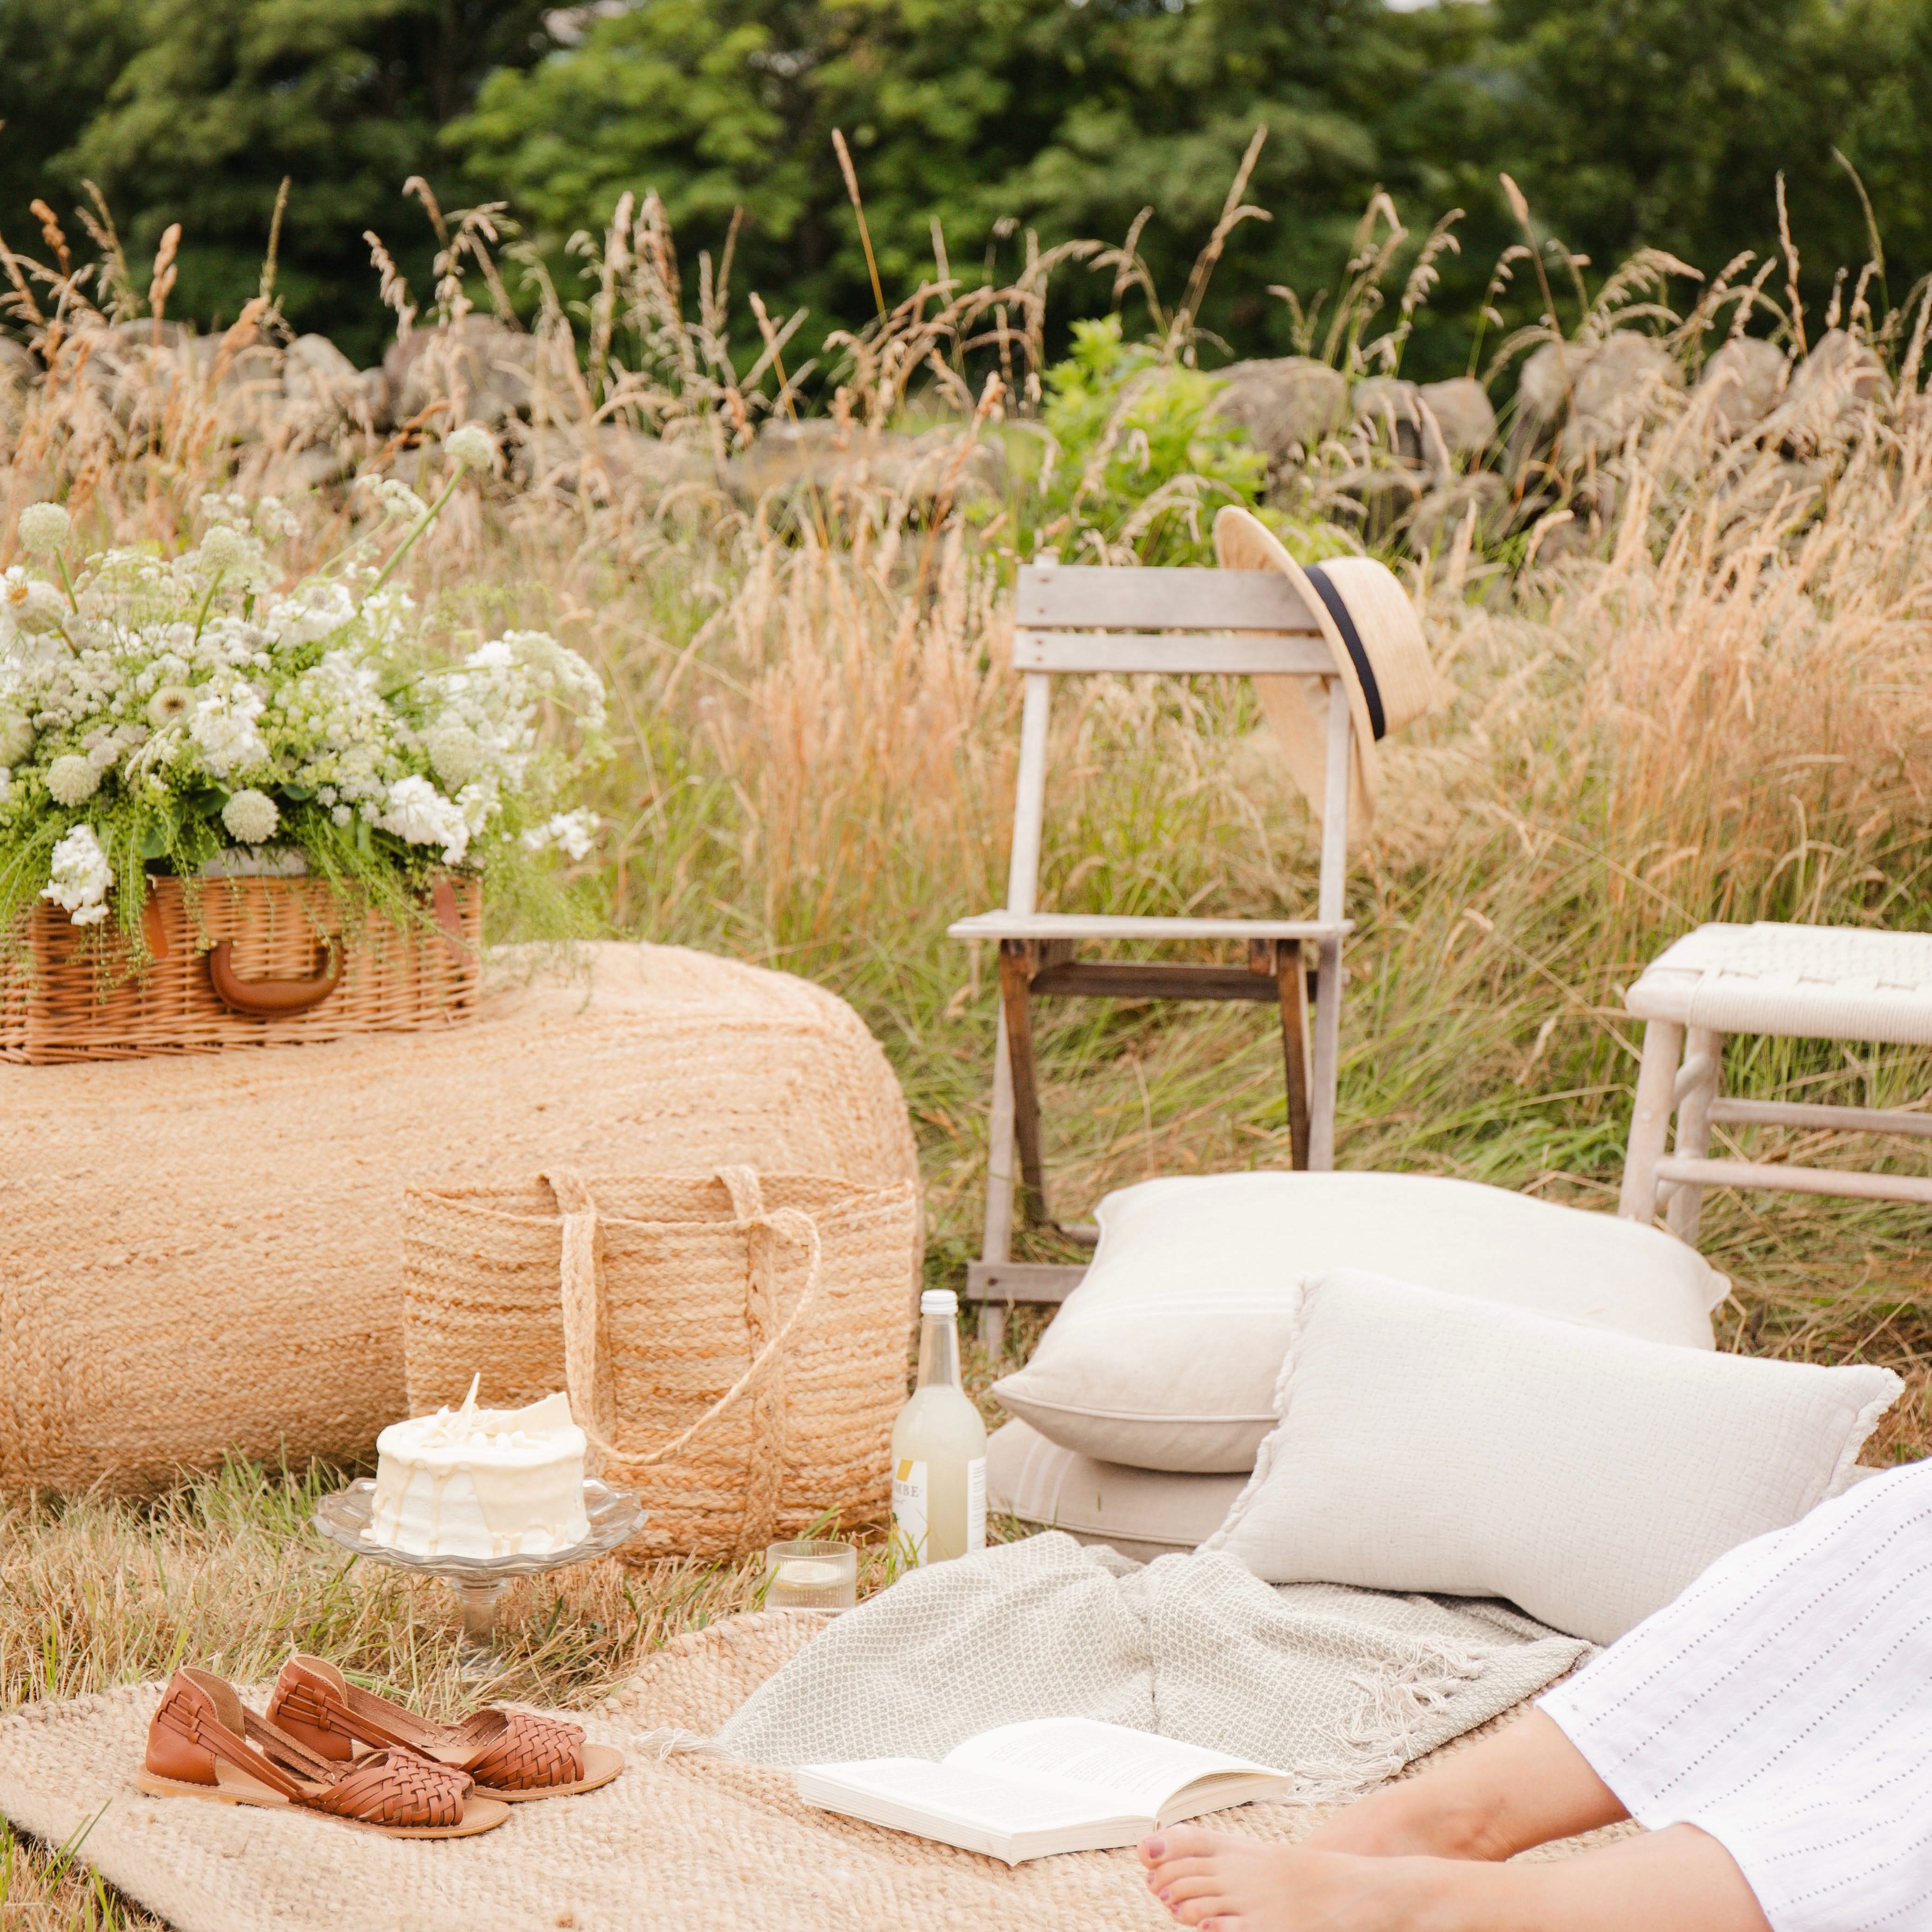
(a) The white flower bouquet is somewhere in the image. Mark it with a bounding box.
[0,440,606,954]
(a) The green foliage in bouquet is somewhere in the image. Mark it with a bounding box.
[0,430,608,956]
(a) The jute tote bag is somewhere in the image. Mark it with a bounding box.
[401,1166,921,1558]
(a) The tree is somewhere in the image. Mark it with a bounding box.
[445,0,1431,368]
[68,0,551,359]
[1484,0,1898,331]
[0,0,143,252]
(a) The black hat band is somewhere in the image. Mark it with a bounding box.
[1302,563,1386,743]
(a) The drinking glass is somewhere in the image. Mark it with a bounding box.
[763,1538,858,1611]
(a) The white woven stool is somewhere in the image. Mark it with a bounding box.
[1619,922,1932,1241]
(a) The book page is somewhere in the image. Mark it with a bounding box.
[798,1756,1134,1834]
[945,1718,1282,1815]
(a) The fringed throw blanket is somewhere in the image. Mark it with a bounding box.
[715,1533,1588,1797]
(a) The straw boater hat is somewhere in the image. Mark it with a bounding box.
[1213,506,1447,838]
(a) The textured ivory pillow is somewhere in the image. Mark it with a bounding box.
[990,1172,1729,1472]
[986,1418,1246,1563]
[1202,1270,1901,1644]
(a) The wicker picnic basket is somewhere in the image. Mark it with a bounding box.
[0,872,482,1063]
[401,1165,921,1560]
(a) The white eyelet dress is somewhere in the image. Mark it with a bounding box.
[1539,1459,1932,1932]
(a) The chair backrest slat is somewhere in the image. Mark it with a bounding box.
[1012,631,1334,675]
[1016,564,1317,632]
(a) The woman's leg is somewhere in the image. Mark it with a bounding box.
[1139,1819,1771,1932]
[1303,1710,1627,1859]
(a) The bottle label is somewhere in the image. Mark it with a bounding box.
[893,1457,929,1566]
[966,1455,986,1554]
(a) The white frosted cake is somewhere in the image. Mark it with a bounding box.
[365,1384,591,1560]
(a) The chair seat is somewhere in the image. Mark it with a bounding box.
[1627,921,1932,1045]
[947,911,1351,944]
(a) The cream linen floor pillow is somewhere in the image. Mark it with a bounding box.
[986,1418,1246,1563]
[1202,1270,1901,1644]
[991,1172,1728,1471]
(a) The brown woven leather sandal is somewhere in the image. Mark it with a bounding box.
[268,1655,623,1802]
[137,1667,509,1838]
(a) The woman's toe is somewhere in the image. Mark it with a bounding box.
[1175,1901,1238,1930]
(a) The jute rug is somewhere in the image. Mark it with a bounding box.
[0,1613,1638,1932]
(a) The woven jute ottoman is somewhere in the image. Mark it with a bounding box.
[0,942,919,1495]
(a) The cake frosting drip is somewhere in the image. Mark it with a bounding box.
[365,1382,591,1560]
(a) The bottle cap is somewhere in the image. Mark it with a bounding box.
[920,1289,958,1317]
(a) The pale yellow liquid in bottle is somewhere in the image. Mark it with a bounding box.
[891,1300,987,1565]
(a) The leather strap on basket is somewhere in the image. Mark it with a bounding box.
[540,1167,822,1475]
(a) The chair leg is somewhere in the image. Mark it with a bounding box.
[998,940,1051,1227]
[1306,934,1344,1171]
[1666,1026,1722,1245]
[1619,1019,1684,1224]
[1273,941,1312,1170]
[979,1005,1017,1356]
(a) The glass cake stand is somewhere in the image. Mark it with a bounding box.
[313,1478,648,1681]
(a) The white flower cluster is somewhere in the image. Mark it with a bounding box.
[42,824,113,924]
[0,498,607,923]
[522,808,601,861]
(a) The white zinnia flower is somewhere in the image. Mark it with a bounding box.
[221,788,280,844]
[41,823,113,925]
[423,722,486,791]
[17,503,71,555]
[376,774,470,865]
[0,711,33,764]
[46,753,100,805]
[146,685,194,728]
[444,424,497,473]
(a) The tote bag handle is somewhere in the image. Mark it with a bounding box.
[540,1166,822,1470]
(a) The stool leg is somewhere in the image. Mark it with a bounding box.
[1667,1026,1722,1244]
[1619,1019,1684,1223]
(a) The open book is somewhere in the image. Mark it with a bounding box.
[794,1717,1289,1865]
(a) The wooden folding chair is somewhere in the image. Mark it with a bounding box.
[949,558,1356,1351]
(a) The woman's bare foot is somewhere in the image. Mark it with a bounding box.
[1139,1826,1444,1931]
[1138,1820,1775,1932]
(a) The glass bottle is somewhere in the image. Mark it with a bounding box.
[890,1289,987,1566]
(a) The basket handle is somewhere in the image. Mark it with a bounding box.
[206,940,341,1017]
[541,1168,822,1471]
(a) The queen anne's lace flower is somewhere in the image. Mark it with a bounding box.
[189,679,270,778]
[17,503,71,555]
[46,754,100,805]
[41,824,112,924]
[221,788,280,844]
[0,711,33,764]
[364,476,427,522]
[194,523,271,592]
[445,424,497,473]
[424,722,485,791]
[522,809,600,861]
